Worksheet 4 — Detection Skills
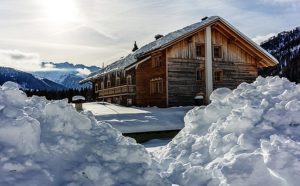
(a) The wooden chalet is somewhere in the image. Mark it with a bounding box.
[80,16,278,107]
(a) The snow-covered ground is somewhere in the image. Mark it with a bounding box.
[1,76,300,186]
[143,139,171,157]
[0,82,170,185]
[83,102,193,133]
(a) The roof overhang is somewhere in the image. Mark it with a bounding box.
[216,18,278,67]
[124,56,151,71]
[139,17,278,67]
[81,16,278,84]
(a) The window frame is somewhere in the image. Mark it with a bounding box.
[106,75,111,88]
[214,69,223,83]
[107,80,111,88]
[100,81,104,90]
[150,78,163,95]
[116,76,121,86]
[196,68,205,81]
[196,43,205,58]
[95,83,99,91]
[126,75,132,85]
[152,55,163,68]
[213,45,222,59]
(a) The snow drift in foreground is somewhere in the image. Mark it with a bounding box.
[1,76,300,186]
[158,76,300,186]
[0,82,169,186]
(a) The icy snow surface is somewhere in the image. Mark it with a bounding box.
[157,76,300,186]
[1,76,300,186]
[0,81,169,186]
[83,102,192,133]
[143,139,171,158]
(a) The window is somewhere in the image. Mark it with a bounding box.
[116,77,121,86]
[196,44,205,57]
[196,68,205,81]
[127,75,132,85]
[150,78,163,94]
[107,75,111,88]
[214,70,223,82]
[152,55,162,68]
[107,80,111,88]
[101,82,104,90]
[95,83,99,91]
[213,46,222,59]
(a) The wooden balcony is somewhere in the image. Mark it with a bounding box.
[97,85,136,98]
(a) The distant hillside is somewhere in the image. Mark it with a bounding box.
[259,26,300,81]
[0,67,66,91]
[33,62,100,89]
[41,62,99,72]
[261,26,300,66]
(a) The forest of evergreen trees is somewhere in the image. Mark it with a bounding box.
[259,26,300,83]
[24,88,95,103]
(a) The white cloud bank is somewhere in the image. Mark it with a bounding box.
[76,68,91,76]
[252,33,277,44]
[0,49,42,71]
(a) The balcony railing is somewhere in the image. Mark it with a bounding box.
[97,85,136,97]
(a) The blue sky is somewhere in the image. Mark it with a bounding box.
[0,0,299,70]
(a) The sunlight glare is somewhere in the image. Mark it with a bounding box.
[42,0,80,24]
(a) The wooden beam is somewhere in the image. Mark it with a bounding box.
[216,23,275,67]
[205,26,213,104]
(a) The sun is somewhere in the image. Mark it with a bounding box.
[41,0,80,25]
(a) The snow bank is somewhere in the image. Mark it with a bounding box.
[3,77,300,185]
[158,76,300,186]
[0,81,169,186]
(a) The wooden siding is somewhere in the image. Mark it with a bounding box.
[212,61,257,90]
[168,58,204,106]
[93,67,136,105]
[90,20,274,107]
[135,51,167,107]
[166,28,258,65]
[166,27,259,106]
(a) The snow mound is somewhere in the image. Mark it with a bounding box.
[72,95,85,102]
[158,76,300,186]
[0,81,169,186]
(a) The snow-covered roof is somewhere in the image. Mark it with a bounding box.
[81,16,278,83]
[80,16,219,83]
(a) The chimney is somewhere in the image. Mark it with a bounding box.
[201,16,208,21]
[155,34,164,40]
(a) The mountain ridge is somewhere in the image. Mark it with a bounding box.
[0,66,66,91]
[33,62,100,89]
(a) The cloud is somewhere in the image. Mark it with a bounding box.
[0,0,299,67]
[43,63,55,69]
[261,0,298,4]
[76,68,91,76]
[252,33,277,44]
[0,49,42,71]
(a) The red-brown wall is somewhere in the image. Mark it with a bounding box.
[135,51,167,107]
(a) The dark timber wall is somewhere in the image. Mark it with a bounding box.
[168,58,205,106]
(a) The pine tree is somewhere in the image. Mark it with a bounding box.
[132,41,138,52]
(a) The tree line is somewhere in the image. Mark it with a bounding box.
[24,88,95,102]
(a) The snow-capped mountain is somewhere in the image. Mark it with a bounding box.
[0,67,66,91]
[32,62,100,89]
[259,26,300,82]
[261,26,300,66]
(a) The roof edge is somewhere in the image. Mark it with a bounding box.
[218,17,279,65]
